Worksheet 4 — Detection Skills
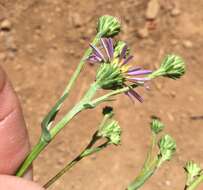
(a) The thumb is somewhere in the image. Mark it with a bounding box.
[0,67,30,174]
[0,175,43,190]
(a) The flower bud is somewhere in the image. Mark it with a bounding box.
[102,106,114,117]
[97,15,121,37]
[184,161,202,186]
[150,118,165,134]
[98,120,121,145]
[150,54,185,79]
[158,134,176,163]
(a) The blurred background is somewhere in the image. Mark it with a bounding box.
[0,0,203,189]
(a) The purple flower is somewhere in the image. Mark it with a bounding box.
[87,38,152,102]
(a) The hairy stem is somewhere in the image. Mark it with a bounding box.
[127,159,159,190]
[42,32,102,130]
[16,139,47,177]
[186,174,203,190]
[16,82,99,177]
[43,142,109,189]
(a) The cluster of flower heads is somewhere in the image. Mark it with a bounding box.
[87,38,152,102]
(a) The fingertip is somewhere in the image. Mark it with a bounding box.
[0,175,44,190]
[0,67,30,174]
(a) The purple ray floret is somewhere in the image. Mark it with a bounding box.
[127,69,152,76]
[122,55,133,65]
[101,38,114,60]
[89,44,106,62]
[120,45,128,60]
[128,78,150,82]
[125,89,143,103]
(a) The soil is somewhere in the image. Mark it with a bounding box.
[0,0,203,189]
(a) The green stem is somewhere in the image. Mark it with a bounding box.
[148,68,165,79]
[16,83,134,177]
[127,159,159,190]
[63,34,102,95]
[42,32,102,130]
[16,82,99,177]
[16,139,47,177]
[50,82,99,138]
[186,174,203,190]
[144,132,157,169]
[43,142,109,189]
[90,85,136,106]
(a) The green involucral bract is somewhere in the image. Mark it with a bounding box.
[158,134,176,163]
[185,161,202,186]
[97,15,121,37]
[149,54,186,79]
[150,118,165,134]
[96,63,124,89]
[98,120,121,145]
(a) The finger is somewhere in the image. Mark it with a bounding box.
[0,175,44,190]
[0,67,30,175]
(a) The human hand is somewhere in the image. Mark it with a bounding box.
[0,67,43,189]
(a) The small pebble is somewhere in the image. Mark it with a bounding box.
[170,91,176,98]
[0,19,12,31]
[171,39,178,45]
[183,40,193,48]
[167,113,175,122]
[189,96,194,102]
[55,6,61,12]
[137,27,149,38]
[145,0,160,20]
[0,53,6,61]
[71,13,83,27]
[15,63,23,71]
[171,8,181,16]
[165,180,171,186]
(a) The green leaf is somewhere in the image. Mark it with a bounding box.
[41,93,68,142]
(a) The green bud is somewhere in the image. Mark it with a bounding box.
[98,120,121,145]
[102,106,114,118]
[158,134,176,163]
[150,118,165,134]
[96,63,124,89]
[114,41,130,58]
[150,54,186,79]
[97,15,121,37]
[184,161,202,186]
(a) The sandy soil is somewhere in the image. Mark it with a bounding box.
[0,0,203,189]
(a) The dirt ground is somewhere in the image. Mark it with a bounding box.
[0,0,203,189]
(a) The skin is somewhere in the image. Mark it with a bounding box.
[0,67,43,190]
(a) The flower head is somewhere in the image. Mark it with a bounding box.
[158,134,176,164]
[149,54,185,79]
[150,118,165,134]
[87,38,152,102]
[185,161,202,186]
[98,120,121,145]
[97,15,121,37]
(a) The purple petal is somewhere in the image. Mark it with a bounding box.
[127,70,152,76]
[120,45,128,60]
[128,77,150,82]
[108,38,114,59]
[127,67,142,72]
[125,89,143,103]
[101,38,114,60]
[122,55,133,65]
[89,44,106,62]
[87,55,102,63]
